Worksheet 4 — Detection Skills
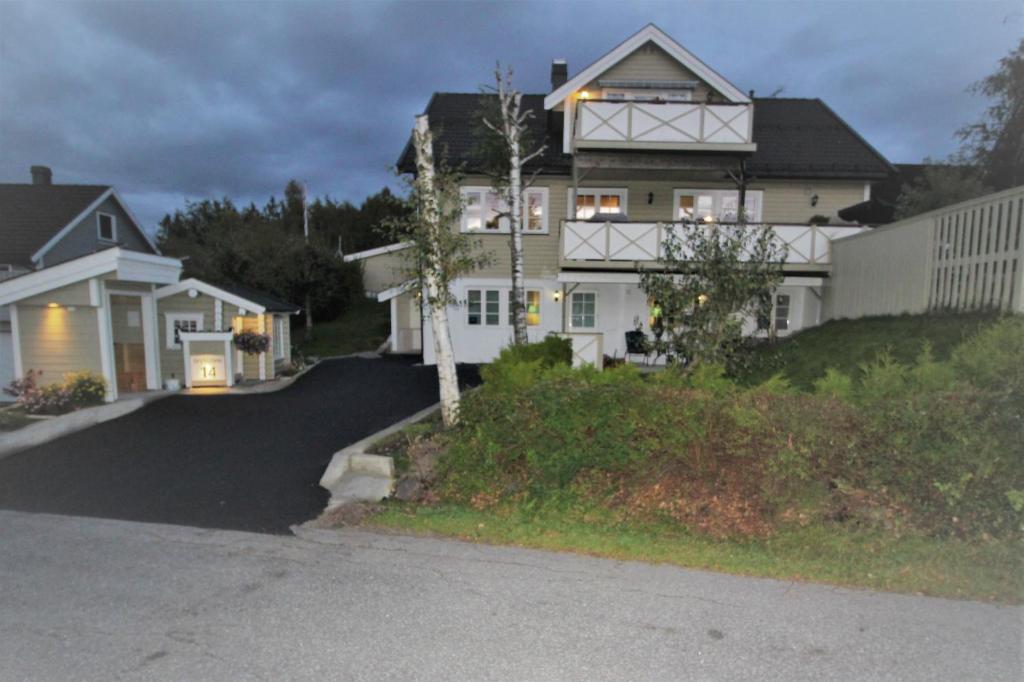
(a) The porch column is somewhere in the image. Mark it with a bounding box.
[96,280,117,402]
[257,313,266,380]
[181,338,193,388]
[141,291,160,390]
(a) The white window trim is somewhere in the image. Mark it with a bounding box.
[774,293,792,332]
[567,188,629,219]
[97,212,118,242]
[465,288,503,327]
[602,88,692,102]
[460,186,549,234]
[673,189,763,223]
[273,316,286,359]
[569,291,598,330]
[165,312,204,349]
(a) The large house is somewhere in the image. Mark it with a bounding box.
[0,167,298,401]
[347,24,895,364]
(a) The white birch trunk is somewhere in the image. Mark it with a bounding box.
[508,91,527,346]
[414,115,461,426]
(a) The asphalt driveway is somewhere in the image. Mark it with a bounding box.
[0,356,478,533]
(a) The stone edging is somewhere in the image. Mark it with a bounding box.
[0,391,174,460]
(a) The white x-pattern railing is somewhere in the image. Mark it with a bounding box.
[575,101,754,147]
[561,221,866,266]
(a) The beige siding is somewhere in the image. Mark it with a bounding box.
[824,185,1024,319]
[21,280,93,307]
[588,42,713,100]
[16,304,103,384]
[457,175,867,279]
[393,292,422,353]
[274,314,292,369]
[361,250,412,292]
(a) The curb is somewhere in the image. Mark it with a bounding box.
[318,401,441,504]
[0,391,174,460]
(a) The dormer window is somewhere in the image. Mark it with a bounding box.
[97,213,117,242]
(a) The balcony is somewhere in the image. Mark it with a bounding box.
[559,221,867,271]
[573,101,756,152]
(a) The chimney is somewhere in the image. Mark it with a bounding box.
[31,165,52,185]
[550,59,568,90]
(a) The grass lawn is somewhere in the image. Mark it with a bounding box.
[296,298,391,358]
[369,502,1023,604]
[738,311,1001,389]
[0,406,35,432]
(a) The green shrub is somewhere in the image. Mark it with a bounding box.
[480,336,572,392]
[63,371,107,408]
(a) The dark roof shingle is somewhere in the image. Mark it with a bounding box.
[397,95,893,180]
[218,282,301,313]
[0,184,110,268]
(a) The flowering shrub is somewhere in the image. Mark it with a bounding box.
[4,369,107,415]
[233,331,270,355]
[3,368,41,398]
[63,372,107,408]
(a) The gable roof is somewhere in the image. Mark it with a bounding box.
[397,95,893,180]
[544,24,749,109]
[0,184,109,268]
[0,183,160,269]
[155,277,301,314]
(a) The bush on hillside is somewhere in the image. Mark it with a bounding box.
[479,336,572,393]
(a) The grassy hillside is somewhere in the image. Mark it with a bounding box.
[737,312,1002,390]
[296,298,391,358]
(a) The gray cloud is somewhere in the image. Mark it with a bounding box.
[1,1,1020,232]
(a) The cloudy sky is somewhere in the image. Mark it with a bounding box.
[1,0,1020,232]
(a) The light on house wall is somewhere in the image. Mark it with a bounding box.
[553,291,562,303]
[579,90,590,100]
[46,302,60,308]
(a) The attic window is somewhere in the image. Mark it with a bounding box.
[97,213,116,242]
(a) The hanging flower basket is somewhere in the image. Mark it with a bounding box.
[233,331,270,355]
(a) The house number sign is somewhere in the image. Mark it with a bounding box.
[191,354,226,385]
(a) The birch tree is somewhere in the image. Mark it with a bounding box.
[387,115,491,426]
[481,65,547,345]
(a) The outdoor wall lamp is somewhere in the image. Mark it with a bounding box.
[553,291,562,302]
[810,194,819,207]
[647,192,654,204]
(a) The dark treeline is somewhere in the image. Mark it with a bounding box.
[157,181,409,329]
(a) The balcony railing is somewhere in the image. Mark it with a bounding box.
[560,221,867,269]
[574,101,756,151]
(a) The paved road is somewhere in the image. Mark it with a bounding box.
[0,357,478,533]
[0,511,1019,681]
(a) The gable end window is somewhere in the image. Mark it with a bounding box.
[165,313,204,349]
[460,187,549,234]
[97,213,117,242]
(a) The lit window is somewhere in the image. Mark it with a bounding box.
[97,213,116,241]
[775,294,791,331]
[484,193,503,231]
[570,292,596,329]
[526,190,547,232]
[464,192,483,231]
[508,290,541,326]
[674,190,763,222]
[574,189,627,220]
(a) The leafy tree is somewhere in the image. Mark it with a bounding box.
[639,221,785,371]
[893,162,991,220]
[957,39,1024,190]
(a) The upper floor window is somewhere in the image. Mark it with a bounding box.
[97,213,117,242]
[674,189,763,223]
[460,187,549,234]
[572,188,628,220]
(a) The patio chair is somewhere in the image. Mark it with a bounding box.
[624,330,651,365]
